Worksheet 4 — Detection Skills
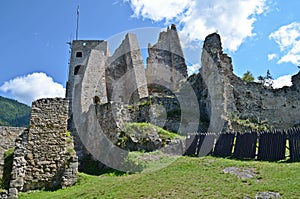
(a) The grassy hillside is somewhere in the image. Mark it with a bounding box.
[19,154,300,199]
[0,96,31,127]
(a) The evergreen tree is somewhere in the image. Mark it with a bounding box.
[264,70,273,88]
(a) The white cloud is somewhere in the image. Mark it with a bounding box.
[126,0,192,22]
[126,0,268,51]
[269,22,300,65]
[187,63,201,76]
[272,75,292,89]
[267,53,277,61]
[0,72,65,105]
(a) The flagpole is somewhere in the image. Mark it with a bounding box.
[76,5,79,40]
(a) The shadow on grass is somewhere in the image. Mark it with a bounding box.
[79,155,127,176]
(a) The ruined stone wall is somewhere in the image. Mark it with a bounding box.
[95,102,131,144]
[9,98,77,198]
[146,25,188,91]
[230,72,300,130]
[0,127,25,180]
[200,33,300,132]
[106,33,148,103]
[129,96,181,133]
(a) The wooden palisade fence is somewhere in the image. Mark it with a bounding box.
[185,128,300,162]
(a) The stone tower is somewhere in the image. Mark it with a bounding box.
[146,24,188,91]
[106,33,149,103]
[66,40,109,107]
[66,40,109,162]
[66,34,149,108]
[66,34,149,163]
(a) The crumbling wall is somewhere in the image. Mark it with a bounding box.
[200,33,300,132]
[0,127,25,181]
[9,98,77,198]
[129,96,181,133]
[146,24,188,92]
[231,72,300,130]
[106,33,148,103]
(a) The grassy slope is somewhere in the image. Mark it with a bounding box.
[0,96,31,127]
[19,156,300,199]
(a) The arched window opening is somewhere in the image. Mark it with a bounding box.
[74,65,83,75]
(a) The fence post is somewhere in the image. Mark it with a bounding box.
[258,130,286,161]
[233,131,257,159]
[213,132,235,157]
[197,133,215,157]
[184,133,199,156]
[288,128,300,161]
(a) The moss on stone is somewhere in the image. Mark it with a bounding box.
[123,122,180,140]
[230,115,272,132]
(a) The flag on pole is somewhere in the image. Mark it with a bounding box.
[76,5,80,40]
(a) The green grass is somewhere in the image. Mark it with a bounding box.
[19,155,300,199]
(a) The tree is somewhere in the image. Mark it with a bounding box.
[242,71,255,82]
[257,75,264,84]
[264,70,273,88]
[257,70,274,88]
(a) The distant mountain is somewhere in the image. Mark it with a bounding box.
[0,96,31,127]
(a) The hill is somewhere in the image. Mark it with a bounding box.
[0,96,31,127]
[19,154,300,199]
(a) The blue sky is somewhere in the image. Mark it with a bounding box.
[0,0,300,105]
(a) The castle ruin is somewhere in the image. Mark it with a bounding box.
[0,25,299,198]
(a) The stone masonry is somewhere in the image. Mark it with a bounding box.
[66,33,149,163]
[0,26,300,199]
[198,33,300,132]
[61,26,300,174]
[0,127,25,181]
[8,98,77,198]
[146,24,188,92]
[106,33,149,103]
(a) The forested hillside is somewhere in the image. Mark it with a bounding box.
[0,96,31,127]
